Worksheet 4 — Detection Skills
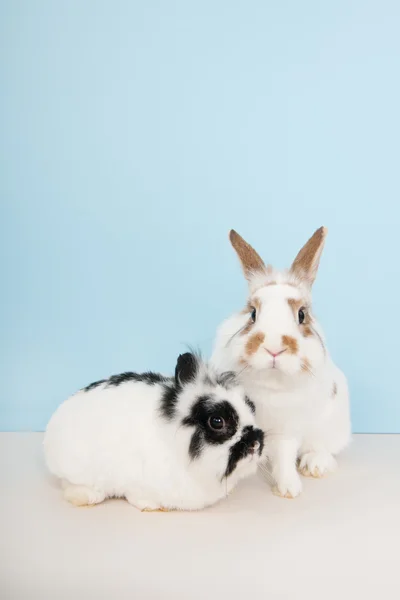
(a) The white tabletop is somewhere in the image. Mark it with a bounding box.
[1,433,399,599]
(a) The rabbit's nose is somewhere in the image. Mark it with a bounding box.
[265,348,286,358]
[249,440,260,454]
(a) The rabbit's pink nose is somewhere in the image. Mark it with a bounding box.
[266,348,286,358]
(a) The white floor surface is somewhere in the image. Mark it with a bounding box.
[1,433,399,599]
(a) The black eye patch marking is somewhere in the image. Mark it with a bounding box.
[244,396,256,414]
[188,429,203,460]
[224,425,264,478]
[182,396,239,460]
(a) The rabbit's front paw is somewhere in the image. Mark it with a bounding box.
[63,485,105,507]
[272,471,302,499]
[298,451,337,478]
[126,494,162,512]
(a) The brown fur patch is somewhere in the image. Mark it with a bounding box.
[241,303,251,315]
[303,325,313,337]
[291,227,327,285]
[288,298,302,313]
[241,297,260,314]
[282,335,298,354]
[301,357,312,373]
[240,298,261,334]
[229,230,267,281]
[266,281,277,286]
[332,382,338,398]
[245,332,265,355]
[288,299,315,338]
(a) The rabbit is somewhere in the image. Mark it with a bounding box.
[43,352,264,511]
[211,227,351,499]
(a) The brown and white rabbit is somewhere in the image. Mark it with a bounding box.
[211,228,351,498]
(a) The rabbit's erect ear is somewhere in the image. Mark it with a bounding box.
[290,227,327,286]
[229,230,267,282]
[175,353,199,386]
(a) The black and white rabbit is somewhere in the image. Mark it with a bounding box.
[44,353,264,511]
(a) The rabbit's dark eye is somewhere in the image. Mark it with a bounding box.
[298,309,305,324]
[251,308,257,323]
[208,416,225,431]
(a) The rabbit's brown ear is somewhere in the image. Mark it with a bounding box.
[229,230,267,282]
[290,227,327,285]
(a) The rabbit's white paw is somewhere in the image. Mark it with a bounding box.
[298,451,337,478]
[126,494,161,512]
[272,471,302,499]
[64,485,105,507]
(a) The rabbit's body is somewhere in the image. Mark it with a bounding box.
[211,229,351,498]
[44,354,264,511]
[213,310,350,498]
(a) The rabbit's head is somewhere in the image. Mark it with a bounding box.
[214,228,328,388]
[160,353,264,486]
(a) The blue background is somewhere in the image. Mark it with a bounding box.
[1,1,399,432]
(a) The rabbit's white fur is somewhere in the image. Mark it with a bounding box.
[44,355,263,511]
[211,229,351,498]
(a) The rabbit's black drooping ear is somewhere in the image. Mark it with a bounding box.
[291,227,327,286]
[229,230,267,282]
[175,353,199,386]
